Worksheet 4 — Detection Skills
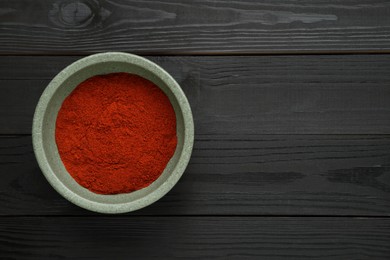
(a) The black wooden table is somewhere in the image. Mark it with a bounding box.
[1,1,390,259]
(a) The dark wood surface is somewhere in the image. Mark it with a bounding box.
[0,0,389,259]
[1,217,389,259]
[1,0,390,54]
[1,134,390,216]
[1,55,390,134]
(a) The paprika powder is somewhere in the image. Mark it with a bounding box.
[55,72,177,194]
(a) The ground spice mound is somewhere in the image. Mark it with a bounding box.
[55,73,177,194]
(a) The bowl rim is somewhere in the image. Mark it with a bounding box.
[32,52,194,214]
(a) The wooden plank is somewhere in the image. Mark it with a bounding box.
[0,217,389,259]
[0,80,44,134]
[1,55,390,134]
[1,135,389,216]
[0,0,390,54]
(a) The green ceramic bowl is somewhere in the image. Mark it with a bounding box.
[32,52,194,214]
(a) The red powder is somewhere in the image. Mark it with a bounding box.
[55,73,177,194]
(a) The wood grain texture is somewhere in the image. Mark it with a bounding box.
[1,55,390,134]
[1,217,389,259]
[1,135,389,216]
[0,0,390,54]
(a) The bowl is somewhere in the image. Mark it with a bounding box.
[32,52,194,214]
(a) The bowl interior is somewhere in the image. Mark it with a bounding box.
[40,60,186,209]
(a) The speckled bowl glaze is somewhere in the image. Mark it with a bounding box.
[32,52,194,214]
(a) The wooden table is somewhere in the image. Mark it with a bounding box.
[1,1,390,259]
